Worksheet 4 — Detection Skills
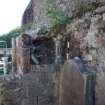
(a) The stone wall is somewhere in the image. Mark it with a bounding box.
[22,0,48,29]
[65,5,105,72]
[0,64,61,105]
[17,1,105,105]
[64,6,105,105]
[1,60,105,105]
[22,0,33,26]
[22,0,105,28]
[0,80,24,105]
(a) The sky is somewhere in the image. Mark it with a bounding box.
[0,0,30,35]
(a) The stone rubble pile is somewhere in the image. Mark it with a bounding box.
[0,81,24,105]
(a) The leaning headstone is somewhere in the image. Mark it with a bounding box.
[60,58,95,105]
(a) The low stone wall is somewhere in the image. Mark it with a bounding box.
[0,80,24,105]
[0,64,60,105]
[1,61,105,105]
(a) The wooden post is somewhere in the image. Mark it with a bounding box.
[16,37,21,73]
[16,36,31,75]
[20,48,30,74]
[12,38,17,73]
[18,48,31,75]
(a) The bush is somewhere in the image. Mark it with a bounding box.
[0,27,23,48]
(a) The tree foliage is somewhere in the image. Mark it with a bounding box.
[0,27,23,48]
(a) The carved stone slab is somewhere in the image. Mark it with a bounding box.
[60,59,95,105]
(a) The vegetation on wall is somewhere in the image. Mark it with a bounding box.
[44,0,68,30]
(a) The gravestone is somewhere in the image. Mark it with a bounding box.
[22,64,55,105]
[60,58,95,105]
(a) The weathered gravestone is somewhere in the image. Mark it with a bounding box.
[60,58,95,105]
[22,64,55,105]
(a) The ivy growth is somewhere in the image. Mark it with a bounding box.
[44,0,68,29]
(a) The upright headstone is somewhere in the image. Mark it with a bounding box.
[18,48,31,75]
[53,35,63,64]
[16,37,31,75]
[16,37,21,75]
[60,58,95,105]
[12,38,17,73]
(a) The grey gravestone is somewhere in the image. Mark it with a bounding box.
[60,58,95,105]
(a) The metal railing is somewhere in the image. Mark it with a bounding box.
[0,48,12,55]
